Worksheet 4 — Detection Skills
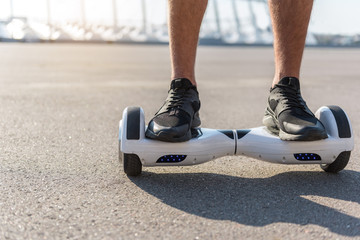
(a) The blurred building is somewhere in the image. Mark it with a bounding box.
[0,0,359,46]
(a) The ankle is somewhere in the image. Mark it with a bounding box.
[171,74,197,86]
[272,76,299,88]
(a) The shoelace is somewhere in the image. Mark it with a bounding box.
[166,88,193,110]
[277,86,307,111]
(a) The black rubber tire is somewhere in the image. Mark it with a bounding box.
[123,153,142,176]
[326,105,352,138]
[321,151,351,173]
[126,106,141,140]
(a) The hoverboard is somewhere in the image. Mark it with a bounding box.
[119,106,353,176]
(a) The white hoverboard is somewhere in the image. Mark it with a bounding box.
[119,106,354,176]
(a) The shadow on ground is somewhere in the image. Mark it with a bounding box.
[131,170,360,236]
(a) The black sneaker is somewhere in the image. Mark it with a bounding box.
[145,78,201,142]
[263,77,328,141]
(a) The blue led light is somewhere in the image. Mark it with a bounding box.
[294,153,321,161]
[156,154,187,163]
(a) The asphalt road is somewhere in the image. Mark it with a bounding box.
[0,43,359,239]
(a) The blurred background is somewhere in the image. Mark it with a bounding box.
[0,0,360,46]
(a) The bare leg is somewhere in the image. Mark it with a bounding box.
[264,0,327,141]
[168,0,208,86]
[145,0,206,142]
[268,0,313,87]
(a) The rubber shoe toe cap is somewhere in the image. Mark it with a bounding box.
[145,120,191,142]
